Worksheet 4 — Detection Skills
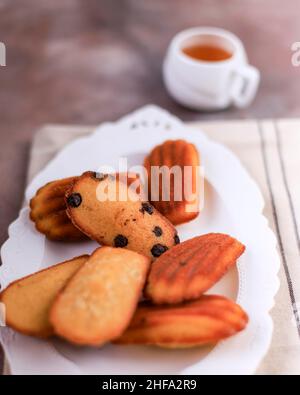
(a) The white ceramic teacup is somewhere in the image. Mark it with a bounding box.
[163,27,260,110]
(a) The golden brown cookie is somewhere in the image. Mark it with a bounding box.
[114,295,248,348]
[30,176,87,242]
[65,171,179,259]
[0,255,88,338]
[144,140,200,225]
[50,247,150,346]
[30,173,140,242]
[146,233,245,304]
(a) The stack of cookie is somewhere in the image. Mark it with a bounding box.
[0,139,248,348]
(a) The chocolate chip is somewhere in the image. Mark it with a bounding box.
[114,234,128,248]
[180,261,187,266]
[92,172,107,181]
[67,193,82,208]
[140,202,154,215]
[151,244,168,258]
[174,234,180,245]
[153,226,163,237]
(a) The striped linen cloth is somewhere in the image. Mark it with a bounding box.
[1,119,300,374]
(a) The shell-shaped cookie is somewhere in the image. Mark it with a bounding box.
[146,233,245,304]
[30,173,140,242]
[0,255,88,337]
[30,176,87,242]
[114,295,248,348]
[65,171,179,259]
[50,247,150,346]
[144,139,200,225]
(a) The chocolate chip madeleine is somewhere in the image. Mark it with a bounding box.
[30,173,140,242]
[65,171,179,259]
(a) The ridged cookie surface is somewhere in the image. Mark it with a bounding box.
[30,176,87,241]
[144,139,200,225]
[114,295,248,348]
[50,247,150,346]
[146,233,245,304]
[0,255,88,337]
[65,171,179,259]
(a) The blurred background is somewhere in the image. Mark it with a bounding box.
[0,0,300,255]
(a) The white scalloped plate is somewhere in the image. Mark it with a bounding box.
[0,105,280,375]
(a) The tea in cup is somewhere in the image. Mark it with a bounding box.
[163,27,260,110]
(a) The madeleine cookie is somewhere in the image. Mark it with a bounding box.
[65,171,179,259]
[30,173,140,242]
[146,233,245,304]
[144,140,200,225]
[30,176,87,242]
[0,255,88,337]
[114,295,248,348]
[50,247,150,346]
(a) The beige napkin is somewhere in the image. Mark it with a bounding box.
[5,119,300,375]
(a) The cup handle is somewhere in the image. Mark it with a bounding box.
[230,65,260,108]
